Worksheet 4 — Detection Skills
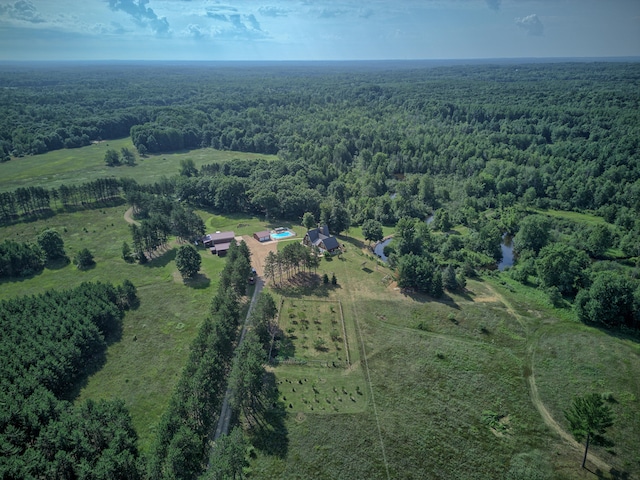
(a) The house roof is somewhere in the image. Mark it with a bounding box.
[210,231,235,243]
[306,225,331,243]
[321,236,340,250]
[254,230,271,238]
[214,241,232,252]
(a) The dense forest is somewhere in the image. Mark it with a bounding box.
[0,281,139,478]
[1,61,640,477]
[2,61,639,322]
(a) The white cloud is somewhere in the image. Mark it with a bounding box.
[108,0,170,36]
[258,6,289,18]
[0,0,45,23]
[318,8,349,19]
[515,13,544,36]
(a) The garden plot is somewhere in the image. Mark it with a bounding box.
[276,299,352,366]
[271,299,367,415]
[274,367,368,415]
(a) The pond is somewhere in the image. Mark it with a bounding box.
[498,234,514,271]
[374,237,393,262]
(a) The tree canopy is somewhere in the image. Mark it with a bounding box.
[564,393,614,469]
[175,244,201,279]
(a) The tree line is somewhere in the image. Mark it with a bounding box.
[0,281,140,478]
[0,178,124,224]
[146,241,252,479]
[0,228,66,279]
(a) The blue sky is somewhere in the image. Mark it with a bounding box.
[0,0,638,61]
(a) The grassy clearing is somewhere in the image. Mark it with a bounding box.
[534,208,608,226]
[535,326,640,473]
[0,139,276,192]
[250,236,640,479]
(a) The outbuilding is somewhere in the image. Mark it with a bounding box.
[253,230,271,242]
[202,231,236,256]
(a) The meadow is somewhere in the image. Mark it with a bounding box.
[250,235,640,479]
[0,138,276,192]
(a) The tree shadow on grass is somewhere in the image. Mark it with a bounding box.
[401,289,461,310]
[143,247,176,268]
[248,372,289,458]
[587,467,630,480]
[273,272,330,298]
[183,273,211,289]
[46,256,70,271]
[61,348,108,402]
[588,322,640,344]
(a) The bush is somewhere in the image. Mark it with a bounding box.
[74,248,95,269]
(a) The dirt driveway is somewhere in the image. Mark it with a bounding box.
[241,235,278,277]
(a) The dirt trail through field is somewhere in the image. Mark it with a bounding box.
[484,284,613,474]
[123,207,139,226]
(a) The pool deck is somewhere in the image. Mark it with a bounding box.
[269,229,297,241]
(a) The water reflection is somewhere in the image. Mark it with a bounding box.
[374,237,393,262]
[498,234,514,271]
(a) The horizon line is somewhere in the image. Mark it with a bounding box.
[1,56,639,65]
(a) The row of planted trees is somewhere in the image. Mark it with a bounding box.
[146,241,252,480]
[206,293,281,480]
[0,178,124,224]
[262,242,321,286]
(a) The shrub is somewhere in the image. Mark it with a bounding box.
[74,248,95,269]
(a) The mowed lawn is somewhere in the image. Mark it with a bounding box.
[0,138,276,192]
[250,234,640,479]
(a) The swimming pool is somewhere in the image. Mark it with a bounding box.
[271,231,295,240]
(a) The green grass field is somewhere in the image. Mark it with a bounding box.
[1,199,639,476]
[0,139,277,192]
[0,206,271,452]
[2,131,638,478]
[249,234,640,479]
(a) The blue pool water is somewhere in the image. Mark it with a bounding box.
[271,231,295,240]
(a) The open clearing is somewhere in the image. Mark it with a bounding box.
[0,138,276,192]
[250,236,640,479]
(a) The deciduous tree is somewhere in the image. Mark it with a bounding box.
[362,219,383,245]
[302,211,316,230]
[104,148,120,167]
[536,243,590,295]
[37,229,66,261]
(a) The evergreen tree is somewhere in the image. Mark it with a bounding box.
[37,229,66,261]
[74,248,95,269]
[175,245,201,279]
[565,393,614,469]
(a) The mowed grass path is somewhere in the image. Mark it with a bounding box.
[250,235,640,479]
[0,139,276,192]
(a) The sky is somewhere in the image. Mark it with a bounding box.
[0,0,638,61]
